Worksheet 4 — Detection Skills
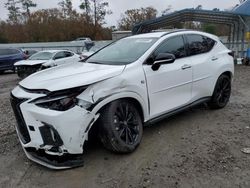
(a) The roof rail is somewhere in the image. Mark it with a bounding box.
[160,29,195,37]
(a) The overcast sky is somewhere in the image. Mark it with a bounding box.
[0,0,240,26]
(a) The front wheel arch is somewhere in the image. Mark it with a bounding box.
[97,97,144,122]
[91,92,148,122]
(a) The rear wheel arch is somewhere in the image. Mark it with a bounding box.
[209,73,231,109]
[221,71,233,80]
[212,71,233,91]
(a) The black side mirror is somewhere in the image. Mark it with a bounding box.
[151,53,175,71]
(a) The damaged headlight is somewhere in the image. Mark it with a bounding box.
[31,86,87,111]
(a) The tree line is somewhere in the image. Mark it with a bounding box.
[0,1,230,43]
[0,0,113,43]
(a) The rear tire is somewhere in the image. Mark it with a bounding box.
[98,99,143,153]
[209,74,231,109]
[0,70,4,74]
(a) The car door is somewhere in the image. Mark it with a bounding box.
[0,49,11,70]
[0,49,20,70]
[143,35,193,118]
[185,34,217,100]
[53,51,67,66]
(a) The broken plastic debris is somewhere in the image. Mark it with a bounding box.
[241,148,250,154]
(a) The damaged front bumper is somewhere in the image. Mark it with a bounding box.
[10,86,98,170]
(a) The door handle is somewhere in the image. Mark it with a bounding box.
[181,64,192,70]
[211,57,218,61]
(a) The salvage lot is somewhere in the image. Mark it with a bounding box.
[0,66,250,187]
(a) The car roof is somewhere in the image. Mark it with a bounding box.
[128,32,168,39]
[127,29,218,40]
[39,50,71,53]
[22,49,38,51]
[0,48,21,50]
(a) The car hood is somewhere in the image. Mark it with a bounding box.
[20,62,125,91]
[14,60,47,66]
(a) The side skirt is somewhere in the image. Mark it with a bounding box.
[145,97,211,126]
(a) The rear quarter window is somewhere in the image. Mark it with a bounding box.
[64,51,74,57]
[54,52,66,60]
[186,34,216,56]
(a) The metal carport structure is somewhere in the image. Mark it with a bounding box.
[132,1,250,58]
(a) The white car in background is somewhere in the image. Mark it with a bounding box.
[71,37,94,47]
[10,30,234,169]
[15,50,80,79]
[71,37,92,43]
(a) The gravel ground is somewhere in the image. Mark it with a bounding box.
[0,66,250,188]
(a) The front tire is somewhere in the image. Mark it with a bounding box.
[209,74,231,109]
[98,99,143,153]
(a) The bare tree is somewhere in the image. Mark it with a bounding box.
[118,7,157,30]
[20,0,37,19]
[80,0,112,26]
[58,0,73,18]
[161,5,172,16]
[5,0,21,24]
[92,0,112,26]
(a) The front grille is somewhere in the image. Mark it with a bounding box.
[16,65,40,78]
[10,94,31,144]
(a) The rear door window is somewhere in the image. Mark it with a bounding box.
[186,34,216,56]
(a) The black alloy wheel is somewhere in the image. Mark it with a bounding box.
[113,102,140,145]
[98,99,143,153]
[209,74,231,109]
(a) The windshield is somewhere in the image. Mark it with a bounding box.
[82,41,112,53]
[86,37,157,65]
[29,52,54,60]
[89,45,103,52]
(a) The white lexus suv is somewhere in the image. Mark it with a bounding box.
[10,30,234,169]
